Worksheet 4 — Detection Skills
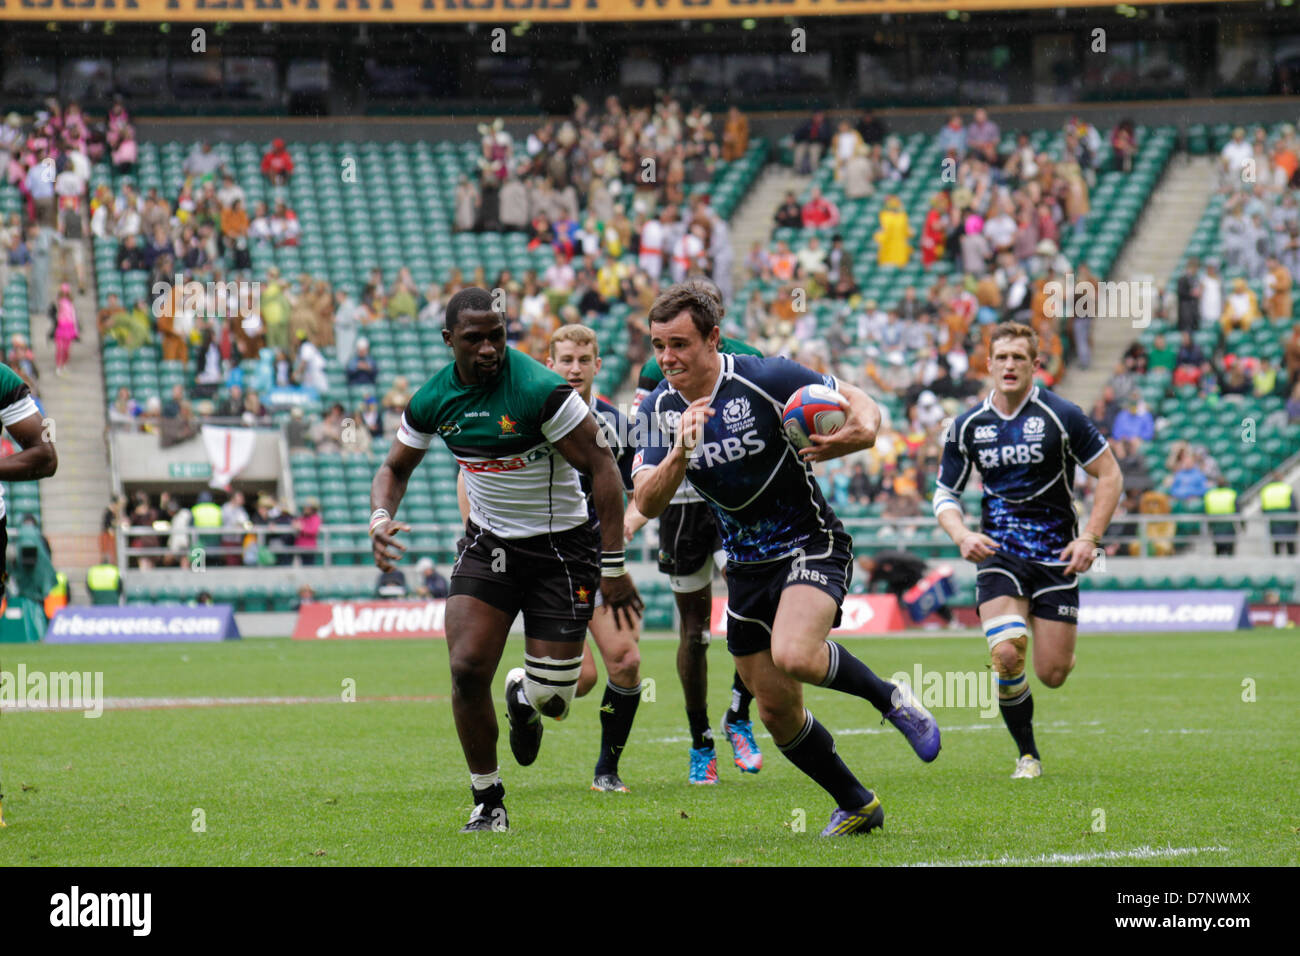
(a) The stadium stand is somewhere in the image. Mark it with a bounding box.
[0,271,44,531]
[89,134,767,412]
[740,118,1177,567]
[3,87,1297,618]
[772,122,1174,294]
[1096,120,1300,550]
[62,98,769,622]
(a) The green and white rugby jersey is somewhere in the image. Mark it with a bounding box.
[398,348,590,539]
[0,362,39,522]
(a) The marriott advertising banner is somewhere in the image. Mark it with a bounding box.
[295,601,448,640]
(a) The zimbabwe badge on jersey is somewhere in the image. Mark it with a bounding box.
[498,414,518,435]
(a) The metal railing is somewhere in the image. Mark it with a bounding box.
[109,414,272,435]
[834,511,1298,557]
[114,511,1300,570]
[116,522,423,570]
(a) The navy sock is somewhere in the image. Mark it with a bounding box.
[687,709,713,751]
[725,670,753,724]
[820,641,896,713]
[999,686,1039,760]
[778,710,872,811]
[595,680,641,775]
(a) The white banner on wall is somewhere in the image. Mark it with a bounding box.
[201,425,258,491]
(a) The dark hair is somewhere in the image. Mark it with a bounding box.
[989,321,1039,361]
[647,279,724,339]
[445,286,496,331]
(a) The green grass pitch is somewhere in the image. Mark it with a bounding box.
[1,630,1296,866]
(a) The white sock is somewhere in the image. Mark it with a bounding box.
[470,769,501,793]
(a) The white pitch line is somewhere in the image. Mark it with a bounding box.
[0,694,444,713]
[642,719,1215,746]
[644,723,1002,745]
[906,845,1231,867]
[636,631,983,641]
[1,698,1218,741]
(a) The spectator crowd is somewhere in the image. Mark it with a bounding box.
[1,97,125,396]
[13,93,1298,567]
[87,93,768,457]
[108,488,323,570]
[743,108,1141,524]
[1083,122,1300,548]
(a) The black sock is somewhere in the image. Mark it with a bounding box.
[778,710,872,811]
[820,641,896,713]
[999,687,1039,760]
[471,781,505,807]
[595,680,641,775]
[936,605,954,623]
[725,671,752,724]
[687,709,713,751]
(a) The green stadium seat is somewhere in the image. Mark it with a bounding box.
[243,586,272,613]
[272,581,300,612]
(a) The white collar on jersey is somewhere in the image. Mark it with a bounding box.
[986,385,1037,421]
[665,351,729,405]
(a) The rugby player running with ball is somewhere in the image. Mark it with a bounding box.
[632,283,940,836]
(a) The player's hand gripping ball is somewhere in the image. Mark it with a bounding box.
[782,384,847,450]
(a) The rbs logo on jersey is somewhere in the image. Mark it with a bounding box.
[687,430,766,470]
[979,443,1046,469]
[1004,443,1045,465]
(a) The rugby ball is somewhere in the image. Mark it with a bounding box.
[782,385,847,449]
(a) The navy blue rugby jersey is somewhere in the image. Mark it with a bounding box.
[632,353,845,564]
[579,395,635,524]
[935,386,1108,564]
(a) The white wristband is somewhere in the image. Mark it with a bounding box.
[369,509,391,536]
